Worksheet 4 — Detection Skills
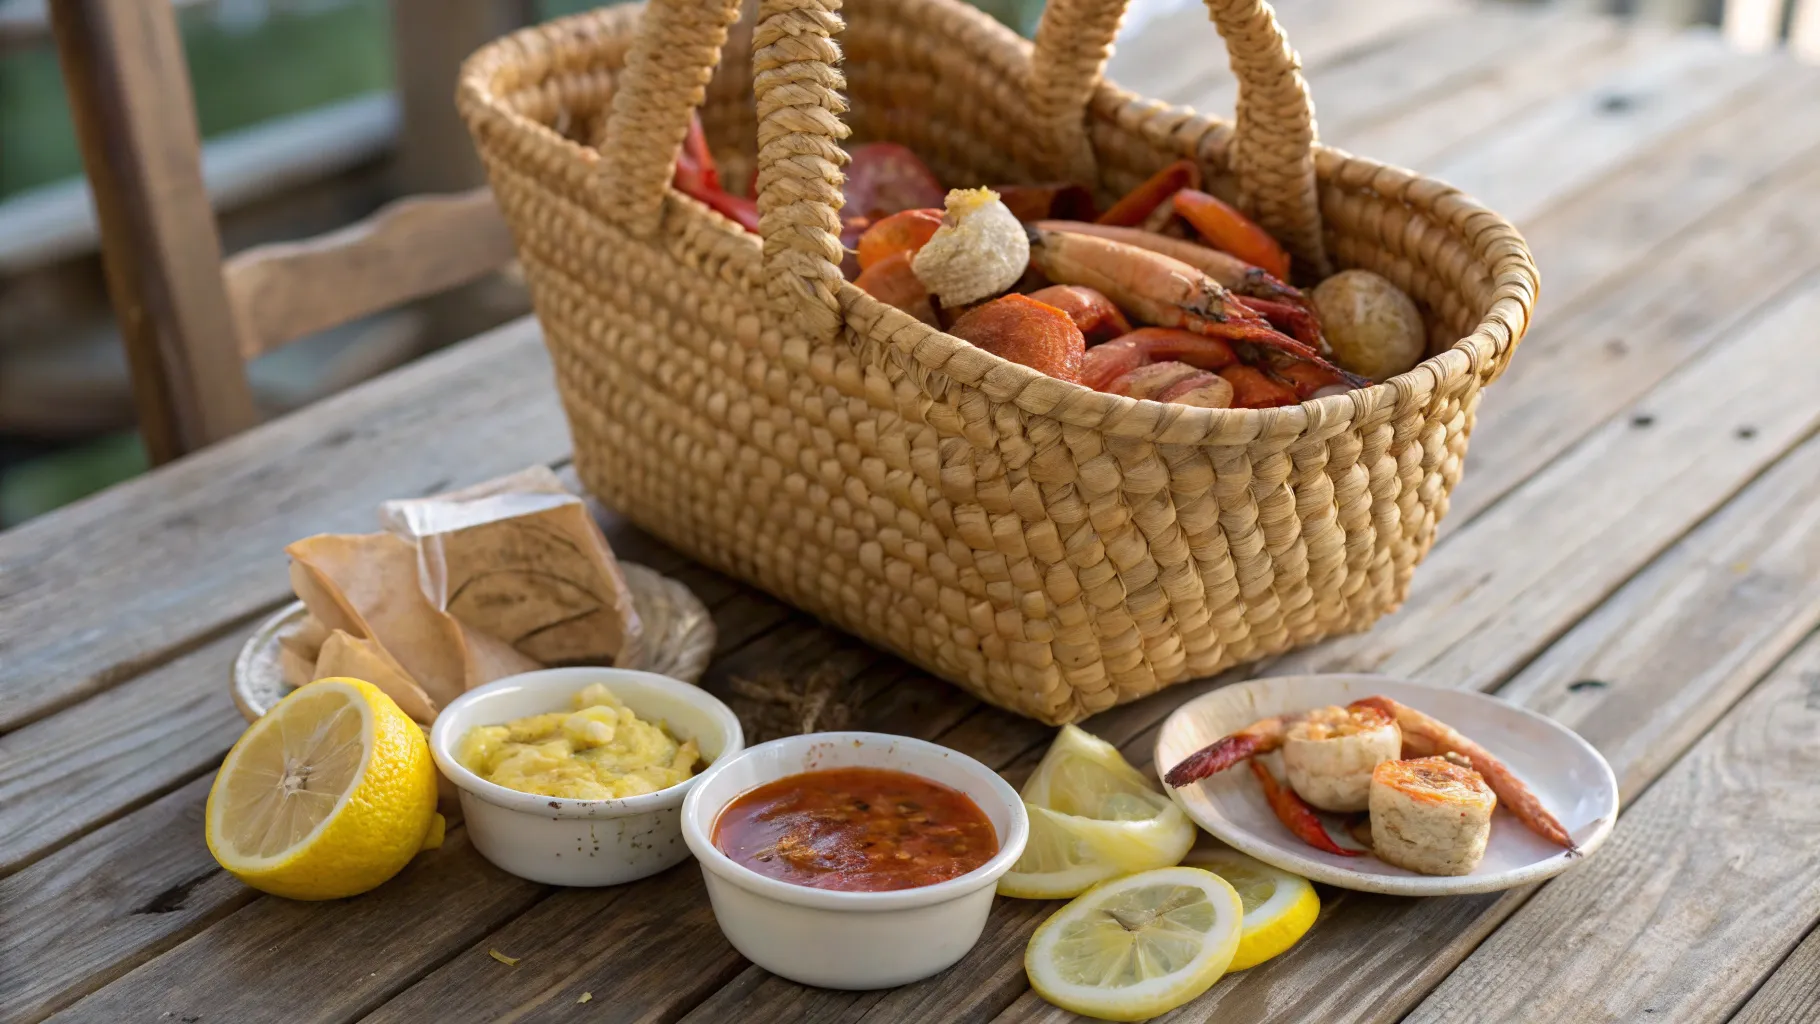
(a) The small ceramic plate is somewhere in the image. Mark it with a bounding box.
[1154,674,1619,896]
[232,562,716,722]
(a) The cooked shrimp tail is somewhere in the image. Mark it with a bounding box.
[1349,696,1578,851]
[1251,758,1361,857]
[1162,714,1296,786]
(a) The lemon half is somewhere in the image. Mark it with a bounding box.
[206,677,441,900]
[998,726,1195,900]
[1185,846,1319,970]
[1026,866,1244,1021]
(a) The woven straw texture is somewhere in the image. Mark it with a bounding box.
[457,0,1538,725]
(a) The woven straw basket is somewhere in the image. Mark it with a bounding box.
[458,0,1538,725]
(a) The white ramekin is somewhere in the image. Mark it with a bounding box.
[429,667,743,886]
[680,732,1029,989]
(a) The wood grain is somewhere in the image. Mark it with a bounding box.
[45,828,546,1024]
[0,627,256,875]
[1246,5,1574,144]
[2,530,778,1024]
[0,511,741,878]
[1262,272,1820,693]
[0,776,253,1024]
[1338,17,1668,172]
[1104,0,1461,107]
[363,627,992,1022]
[0,317,561,733]
[1729,921,1820,1024]
[48,0,255,461]
[644,264,1820,1024]
[223,188,516,357]
[1447,69,1820,530]
[986,345,1820,1024]
[1422,28,1780,225]
[1405,631,1820,1024]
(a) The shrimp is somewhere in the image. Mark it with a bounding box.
[1168,703,1396,857]
[1033,221,1322,345]
[1162,711,1303,786]
[1348,696,1578,851]
[1028,229,1367,387]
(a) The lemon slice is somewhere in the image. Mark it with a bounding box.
[999,726,1196,900]
[206,677,441,900]
[1185,846,1319,970]
[1026,866,1244,1021]
[1022,725,1165,820]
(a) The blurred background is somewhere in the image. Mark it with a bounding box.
[0,0,1813,527]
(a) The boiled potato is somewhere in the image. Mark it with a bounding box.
[1312,270,1425,381]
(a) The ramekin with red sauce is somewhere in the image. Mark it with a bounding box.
[680,732,1028,990]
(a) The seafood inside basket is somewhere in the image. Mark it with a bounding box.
[1162,695,1578,876]
[671,127,1427,408]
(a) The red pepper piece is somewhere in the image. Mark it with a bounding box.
[1096,160,1200,227]
[1251,758,1361,857]
[1174,187,1293,282]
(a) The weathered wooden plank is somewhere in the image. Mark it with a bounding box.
[0,777,252,1024]
[363,629,1004,1023]
[223,188,515,357]
[1406,630,1820,1024]
[1267,273,1820,693]
[1730,922,1820,1024]
[1296,5,1574,140]
[1334,16,1667,171]
[1422,27,1780,226]
[1105,0,1462,108]
[45,827,547,1024]
[982,326,1820,1024]
[48,0,256,461]
[0,317,561,733]
[1449,115,1820,530]
[24,618,840,1024]
[1,554,792,1024]
[646,191,1820,1024]
[0,628,256,876]
[1492,62,1820,325]
[0,533,762,879]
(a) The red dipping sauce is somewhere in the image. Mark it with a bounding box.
[711,767,999,892]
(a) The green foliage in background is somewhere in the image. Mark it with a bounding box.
[0,0,1048,527]
[0,0,393,199]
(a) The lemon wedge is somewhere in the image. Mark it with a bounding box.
[998,726,1195,900]
[1026,866,1244,1021]
[1185,846,1319,970]
[206,677,441,900]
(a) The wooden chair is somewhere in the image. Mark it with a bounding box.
[47,0,521,464]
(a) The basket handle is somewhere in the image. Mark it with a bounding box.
[1028,0,1329,276]
[597,0,1329,344]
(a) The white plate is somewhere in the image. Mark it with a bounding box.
[1154,674,1619,895]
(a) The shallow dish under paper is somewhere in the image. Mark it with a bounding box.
[232,561,714,722]
[1155,674,1618,896]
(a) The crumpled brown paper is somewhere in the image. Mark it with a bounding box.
[281,467,641,724]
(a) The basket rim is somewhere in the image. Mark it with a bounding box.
[458,3,1539,445]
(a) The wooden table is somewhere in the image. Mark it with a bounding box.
[7,1,1820,1020]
